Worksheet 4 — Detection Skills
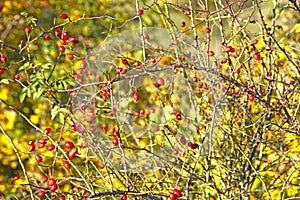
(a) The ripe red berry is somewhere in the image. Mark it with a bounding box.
[13,175,20,181]
[25,26,31,34]
[138,9,144,15]
[112,137,119,146]
[184,9,191,15]
[70,124,77,131]
[189,143,199,149]
[252,39,258,45]
[42,176,48,183]
[48,144,55,151]
[0,5,3,12]
[44,33,51,40]
[172,189,182,197]
[181,21,186,27]
[208,51,215,56]
[68,150,76,160]
[64,160,71,169]
[28,140,35,145]
[68,54,75,60]
[64,141,74,150]
[69,37,79,44]
[176,113,182,120]
[44,127,51,135]
[192,76,197,82]
[249,95,255,102]
[81,188,87,196]
[253,53,261,61]
[60,39,67,45]
[60,13,68,19]
[48,177,56,186]
[204,27,211,33]
[225,46,232,53]
[58,195,66,200]
[121,194,127,200]
[99,163,105,169]
[37,190,46,198]
[221,58,228,64]
[29,144,35,152]
[121,59,128,65]
[54,29,61,37]
[62,31,69,40]
[59,45,65,53]
[169,192,178,200]
[35,154,43,162]
[49,183,58,192]
[279,61,284,66]
[133,92,139,101]
[0,68,4,74]
[0,55,7,63]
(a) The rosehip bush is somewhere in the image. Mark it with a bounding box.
[0,0,299,199]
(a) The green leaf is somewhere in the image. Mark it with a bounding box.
[0,79,10,84]
[51,105,70,120]
[19,62,33,71]
[19,88,28,103]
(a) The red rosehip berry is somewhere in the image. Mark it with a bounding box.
[68,54,75,60]
[249,95,255,102]
[133,92,139,101]
[81,188,87,196]
[169,192,178,200]
[64,141,74,150]
[59,45,65,53]
[204,27,211,33]
[0,55,7,63]
[70,124,77,131]
[60,13,68,19]
[13,175,20,181]
[54,29,61,37]
[25,26,31,34]
[252,39,258,45]
[181,21,186,27]
[253,53,261,61]
[121,194,127,200]
[225,46,232,53]
[112,137,119,146]
[279,61,284,66]
[49,183,58,192]
[0,5,3,12]
[184,9,191,15]
[48,144,55,151]
[138,9,144,15]
[14,74,20,80]
[37,190,46,198]
[68,150,76,160]
[62,31,69,40]
[208,51,215,56]
[64,160,71,169]
[58,195,66,200]
[221,58,228,64]
[35,154,43,162]
[172,189,182,197]
[121,59,128,65]
[0,68,4,74]
[48,177,56,186]
[44,33,51,40]
[69,37,79,44]
[44,127,51,135]
[28,144,35,152]
[60,39,67,45]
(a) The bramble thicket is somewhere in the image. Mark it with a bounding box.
[0,0,299,199]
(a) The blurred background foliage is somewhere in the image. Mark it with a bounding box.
[0,0,299,199]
